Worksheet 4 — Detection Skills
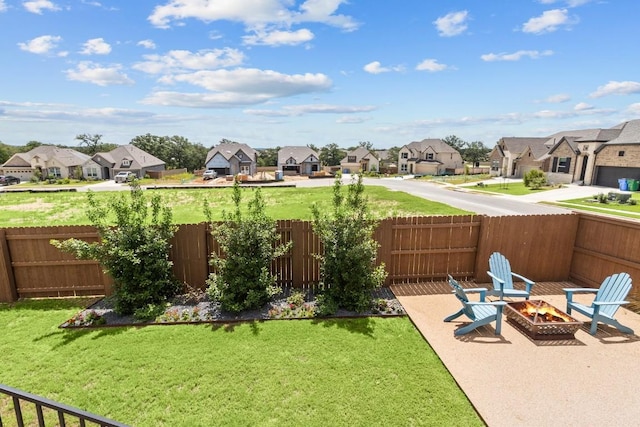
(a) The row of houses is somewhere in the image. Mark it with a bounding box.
[0,145,165,182]
[5,118,638,187]
[490,119,640,187]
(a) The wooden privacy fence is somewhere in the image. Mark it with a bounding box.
[1,213,640,302]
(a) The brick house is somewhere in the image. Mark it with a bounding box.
[398,139,463,175]
[0,145,103,181]
[340,147,380,173]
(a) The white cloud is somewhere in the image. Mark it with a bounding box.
[17,35,62,55]
[627,103,640,115]
[133,48,245,74]
[141,68,332,108]
[0,1,7,12]
[337,116,367,124]
[433,10,469,37]
[481,50,554,61]
[363,61,385,74]
[546,93,571,103]
[243,28,314,46]
[522,9,574,34]
[80,38,111,55]
[590,81,640,98]
[148,0,358,31]
[137,39,156,49]
[245,104,376,117]
[65,61,134,86]
[415,59,448,72]
[538,0,592,6]
[574,102,593,111]
[23,0,60,14]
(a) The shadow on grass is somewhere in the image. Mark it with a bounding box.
[311,317,375,337]
[33,326,130,349]
[208,320,263,335]
[0,298,99,312]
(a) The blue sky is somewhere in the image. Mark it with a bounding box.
[1,0,639,149]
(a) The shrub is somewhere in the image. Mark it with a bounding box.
[51,181,180,315]
[205,182,292,313]
[523,169,547,189]
[311,175,387,313]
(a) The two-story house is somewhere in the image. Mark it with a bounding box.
[340,147,380,173]
[205,142,257,176]
[277,146,320,175]
[398,139,463,176]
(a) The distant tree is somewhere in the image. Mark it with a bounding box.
[75,134,104,155]
[307,143,319,152]
[320,143,346,166]
[442,135,467,152]
[131,134,172,163]
[257,147,279,167]
[463,141,490,165]
[359,141,374,151]
[0,143,19,164]
[386,146,401,163]
[25,140,44,151]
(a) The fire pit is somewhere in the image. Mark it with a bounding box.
[505,300,583,340]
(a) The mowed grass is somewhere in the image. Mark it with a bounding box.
[552,196,640,219]
[463,182,557,196]
[0,186,470,227]
[0,299,483,427]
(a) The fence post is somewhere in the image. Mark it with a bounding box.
[0,229,18,302]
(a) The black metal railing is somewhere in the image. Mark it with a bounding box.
[0,384,128,427]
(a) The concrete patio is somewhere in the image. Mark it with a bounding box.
[391,282,640,427]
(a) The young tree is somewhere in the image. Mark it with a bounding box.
[205,182,292,313]
[312,175,387,313]
[51,181,180,315]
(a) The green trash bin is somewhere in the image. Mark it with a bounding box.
[628,179,639,191]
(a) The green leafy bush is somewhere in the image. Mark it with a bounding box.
[523,169,547,189]
[312,175,387,313]
[205,182,292,313]
[51,181,180,315]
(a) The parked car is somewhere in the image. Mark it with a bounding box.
[114,171,136,183]
[0,175,21,186]
[202,170,218,180]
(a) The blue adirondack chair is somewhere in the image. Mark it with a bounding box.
[564,272,634,335]
[487,252,535,300]
[444,275,507,336]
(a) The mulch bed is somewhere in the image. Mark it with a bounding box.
[60,287,405,328]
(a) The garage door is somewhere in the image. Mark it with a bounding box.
[595,166,640,188]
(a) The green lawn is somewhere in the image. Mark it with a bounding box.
[462,182,558,196]
[0,299,482,427]
[0,186,470,227]
[552,196,640,219]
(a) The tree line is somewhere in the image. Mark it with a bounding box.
[0,134,491,171]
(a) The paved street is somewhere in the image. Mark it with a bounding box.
[297,175,608,216]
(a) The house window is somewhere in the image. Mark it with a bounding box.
[286,158,296,165]
[426,153,434,160]
[348,156,356,162]
[491,160,500,171]
[86,167,98,178]
[618,151,625,157]
[401,152,408,159]
[240,165,250,175]
[48,167,61,178]
[400,164,408,173]
[583,145,589,151]
[122,159,131,167]
[552,157,571,173]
